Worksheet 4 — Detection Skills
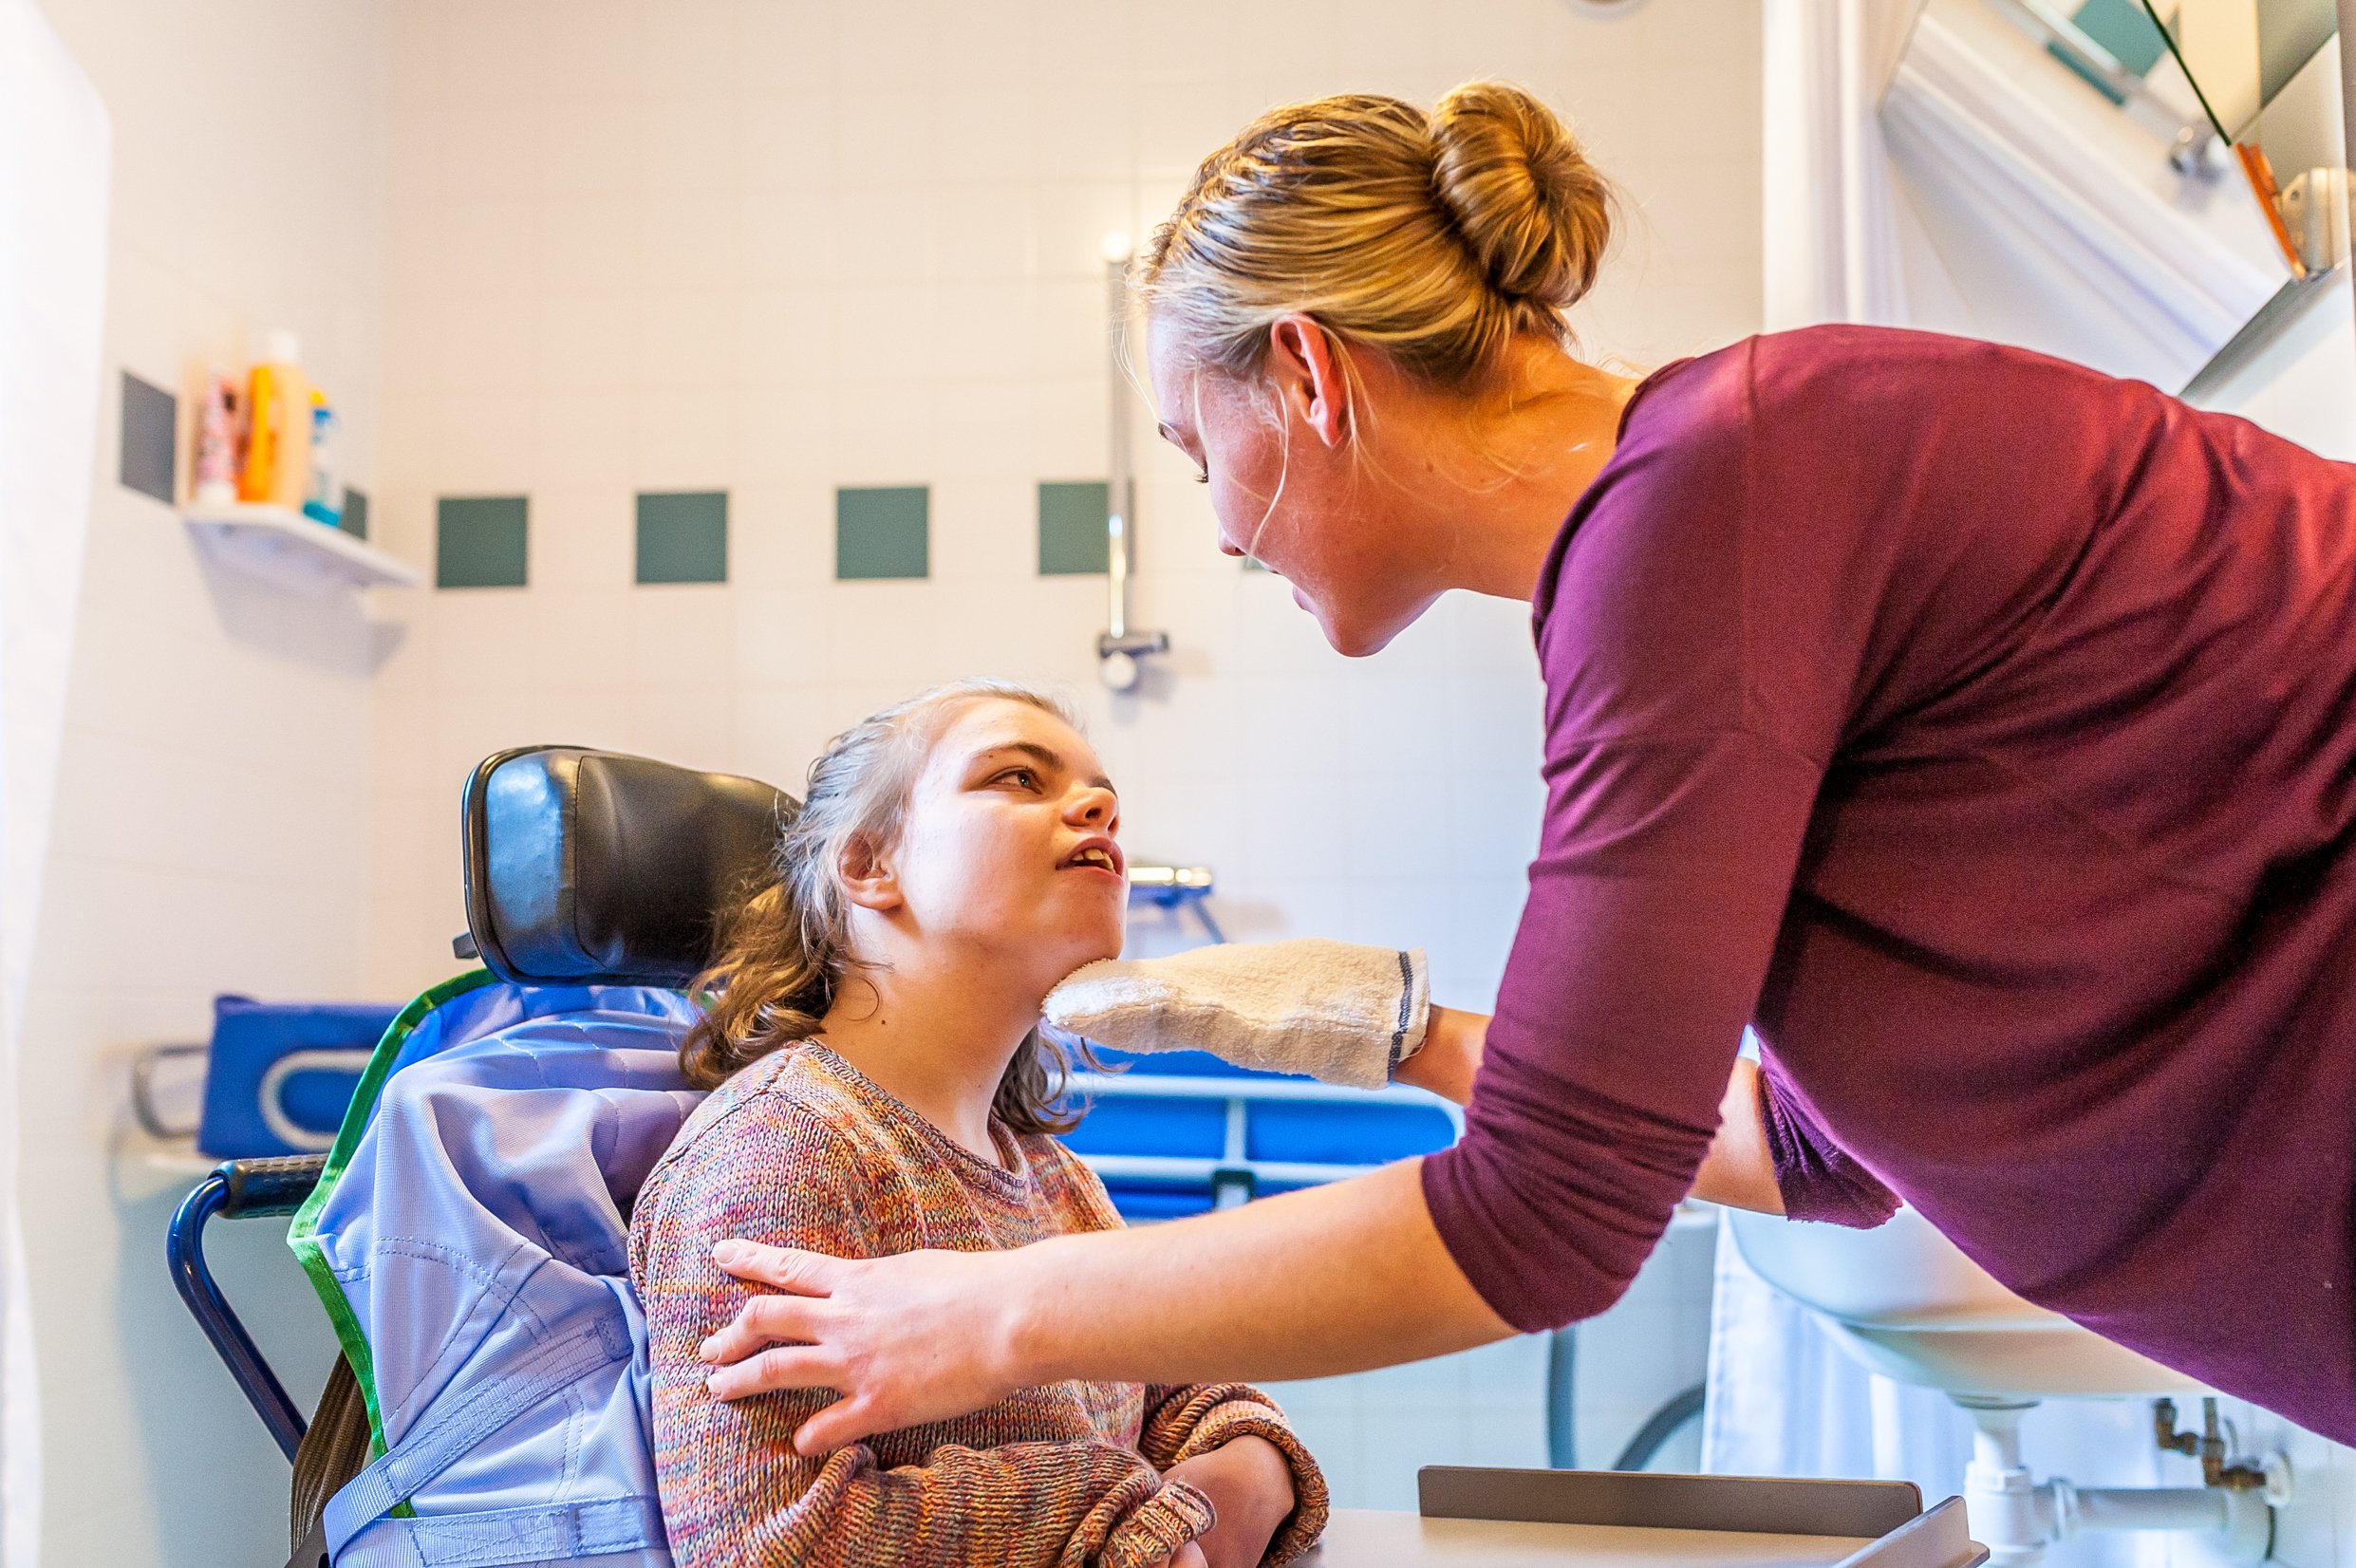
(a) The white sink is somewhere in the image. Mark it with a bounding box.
[1727,1206,2203,1400]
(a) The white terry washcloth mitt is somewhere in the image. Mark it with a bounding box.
[1043,938,1430,1092]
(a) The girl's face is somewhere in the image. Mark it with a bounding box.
[876,699,1127,993]
[1147,311,1444,657]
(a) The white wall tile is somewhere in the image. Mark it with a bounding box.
[737,286,839,386]
[433,103,549,204]
[537,193,645,294]
[635,0,747,104]
[633,289,741,388]
[632,387,739,489]
[537,97,646,197]
[532,389,639,489]
[738,92,843,198]
[637,187,744,291]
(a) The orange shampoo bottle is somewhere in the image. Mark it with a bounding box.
[236,329,310,508]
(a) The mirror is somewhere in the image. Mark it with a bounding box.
[1877,0,2347,395]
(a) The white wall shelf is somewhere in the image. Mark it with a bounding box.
[183,502,421,592]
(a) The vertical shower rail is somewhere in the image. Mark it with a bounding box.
[1097,233,1167,690]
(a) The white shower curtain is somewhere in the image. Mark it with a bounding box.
[0,3,110,1561]
[1762,0,1924,328]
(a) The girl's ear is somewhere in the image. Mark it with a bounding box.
[838,832,903,913]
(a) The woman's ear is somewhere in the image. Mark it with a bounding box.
[837,833,903,913]
[1266,314,1351,449]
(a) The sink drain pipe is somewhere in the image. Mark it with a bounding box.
[1958,1398,2281,1564]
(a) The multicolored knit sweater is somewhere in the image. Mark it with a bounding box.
[627,1042,1330,1568]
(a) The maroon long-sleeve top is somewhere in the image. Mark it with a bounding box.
[1420,325,2356,1441]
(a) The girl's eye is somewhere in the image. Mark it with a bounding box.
[999,767,1041,790]
[1192,470,1209,485]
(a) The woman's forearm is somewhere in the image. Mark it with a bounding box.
[1010,1160,1514,1388]
[1393,1003,1484,1101]
[1394,1006,1783,1215]
[700,1014,1778,1453]
[699,1159,1518,1449]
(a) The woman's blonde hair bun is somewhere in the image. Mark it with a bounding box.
[1138,80,1616,388]
[1428,81,1613,316]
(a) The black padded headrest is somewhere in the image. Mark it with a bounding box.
[459,746,797,988]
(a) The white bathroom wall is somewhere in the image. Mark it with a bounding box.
[362,0,1766,1506]
[18,4,389,1564]
[360,0,1766,1001]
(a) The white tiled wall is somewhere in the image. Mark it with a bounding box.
[356,0,1763,1508]
[23,2,389,1565]
[361,0,1767,1004]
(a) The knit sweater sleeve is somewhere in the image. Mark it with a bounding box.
[632,1097,1216,1568]
[1137,1385,1331,1566]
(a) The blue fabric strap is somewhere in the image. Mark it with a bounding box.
[325,1317,633,1560]
[334,1496,664,1568]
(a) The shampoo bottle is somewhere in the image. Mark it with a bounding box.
[236,329,309,508]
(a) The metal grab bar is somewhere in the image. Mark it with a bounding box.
[1097,237,1167,689]
[1065,1070,1463,1206]
[130,1042,206,1140]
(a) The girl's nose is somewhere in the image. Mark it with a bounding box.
[1069,786,1117,829]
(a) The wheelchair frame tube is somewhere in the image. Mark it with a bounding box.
[167,1157,327,1463]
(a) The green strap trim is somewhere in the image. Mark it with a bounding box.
[287,968,501,1461]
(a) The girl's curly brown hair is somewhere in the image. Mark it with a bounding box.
[679,679,1097,1135]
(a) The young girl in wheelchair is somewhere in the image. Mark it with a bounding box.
[628,679,1329,1568]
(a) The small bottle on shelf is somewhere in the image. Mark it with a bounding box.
[303,389,344,529]
[235,329,309,509]
[191,372,239,508]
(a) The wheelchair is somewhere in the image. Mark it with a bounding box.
[171,745,790,1566]
[167,743,1468,1568]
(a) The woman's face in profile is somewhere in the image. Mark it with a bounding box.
[886,700,1128,993]
[1147,312,1442,659]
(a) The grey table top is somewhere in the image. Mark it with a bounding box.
[1299,1509,1878,1568]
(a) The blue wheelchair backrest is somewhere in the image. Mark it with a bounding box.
[293,746,795,1567]
[293,977,707,1567]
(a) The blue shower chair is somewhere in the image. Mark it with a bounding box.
[167,744,1466,1566]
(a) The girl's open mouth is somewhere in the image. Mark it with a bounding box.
[1060,839,1125,879]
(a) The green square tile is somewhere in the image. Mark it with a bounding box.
[437,495,529,588]
[637,490,728,584]
[340,486,370,541]
[1038,480,1111,575]
[120,371,177,504]
[836,485,929,580]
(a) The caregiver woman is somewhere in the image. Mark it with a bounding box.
[703,83,2356,1444]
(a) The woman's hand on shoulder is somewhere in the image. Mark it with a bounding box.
[1164,1543,1211,1568]
[1163,1435,1295,1568]
[699,1240,1028,1450]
